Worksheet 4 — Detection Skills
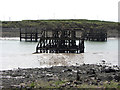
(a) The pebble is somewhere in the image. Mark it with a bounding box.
[1,64,120,89]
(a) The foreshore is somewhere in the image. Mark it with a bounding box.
[0,37,119,89]
[1,63,120,89]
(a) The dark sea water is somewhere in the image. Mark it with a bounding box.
[0,38,118,70]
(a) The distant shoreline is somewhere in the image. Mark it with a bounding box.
[0,37,118,40]
[1,19,118,38]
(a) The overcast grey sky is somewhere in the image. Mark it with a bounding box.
[0,0,119,22]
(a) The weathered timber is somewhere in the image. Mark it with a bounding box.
[20,28,40,42]
[36,29,84,53]
[20,27,107,42]
[84,29,107,41]
[19,27,107,54]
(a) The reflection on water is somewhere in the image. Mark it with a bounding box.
[0,38,118,70]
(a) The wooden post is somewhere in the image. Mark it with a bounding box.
[35,29,38,42]
[25,33,27,42]
[35,33,38,42]
[36,29,85,54]
[20,28,22,41]
[31,33,32,42]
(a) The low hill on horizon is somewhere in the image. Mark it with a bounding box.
[1,19,119,37]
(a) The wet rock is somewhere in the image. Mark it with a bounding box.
[0,86,4,89]
[74,81,82,85]
[69,80,73,83]
[67,73,73,77]
[76,71,80,81]
[47,78,54,82]
[117,83,120,86]
[67,69,72,72]
[67,82,71,85]
[74,81,78,85]
[94,82,98,86]
[97,79,101,82]
[1,64,120,89]
[107,76,113,81]
[83,63,85,66]
[88,74,96,77]
[26,86,32,90]
[114,75,120,82]
[99,81,103,85]
[90,77,95,80]
[97,75,106,81]
[46,73,53,77]
[25,75,30,78]
[104,68,116,73]
[70,85,73,87]
[101,60,106,64]
[88,81,92,85]
[87,68,95,74]
[82,71,87,74]
[84,79,89,82]
[61,84,66,88]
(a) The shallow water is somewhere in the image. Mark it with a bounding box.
[0,37,118,70]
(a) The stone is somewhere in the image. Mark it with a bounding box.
[104,68,116,73]
[61,84,66,88]
[69,80,73,83]
[70,85,73,87]
[67,69,72,72]
[67,82,71,85]
[97,79,101,82]
[76,73,80,81]
[114,75,120,82]
[74,81,78,85]
[107,76,113,81]
[88,74,96,77]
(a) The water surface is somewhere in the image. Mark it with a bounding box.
[0,38,118,70]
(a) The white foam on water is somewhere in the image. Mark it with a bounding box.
[0,37,20,40]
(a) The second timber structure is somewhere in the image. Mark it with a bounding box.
[36,28,84,54]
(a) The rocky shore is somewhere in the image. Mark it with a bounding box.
[0,63,120,89]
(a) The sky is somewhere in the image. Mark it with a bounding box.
[0,0,119,22]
